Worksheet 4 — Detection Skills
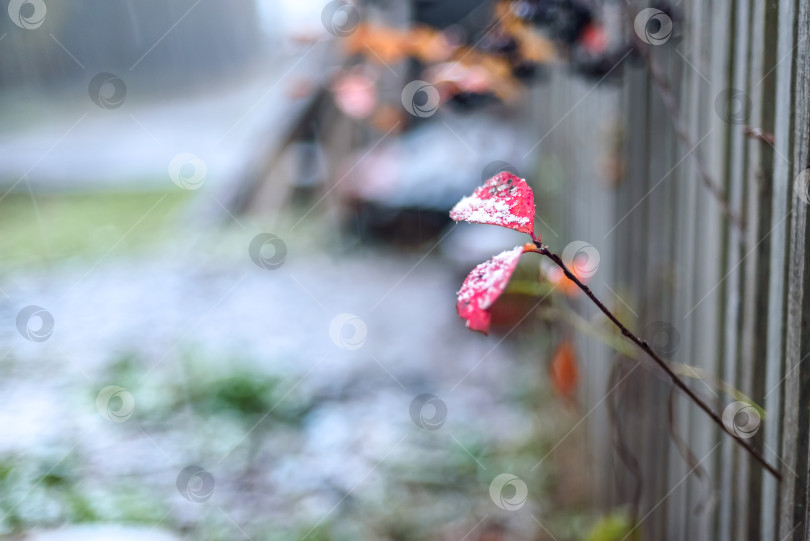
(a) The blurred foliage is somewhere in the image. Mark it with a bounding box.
[0,453,166,535]
[584,509,636,541]
[0,190,188,268]
[183,371,312,427]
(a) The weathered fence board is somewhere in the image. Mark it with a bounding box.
[763,0,797,538]
[779,0,810,537]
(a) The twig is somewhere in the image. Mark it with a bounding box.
[527,240,780,480]
[637,46,746,232]
[537,303,765,415]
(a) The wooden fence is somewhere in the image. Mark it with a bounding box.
[539,0,810,538]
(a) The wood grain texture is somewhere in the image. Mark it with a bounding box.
[779,0,810,537]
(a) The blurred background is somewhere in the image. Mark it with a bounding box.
[0,0,802,540]
[0,1,626,539]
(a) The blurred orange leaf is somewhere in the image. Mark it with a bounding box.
[345,24,410,65]
[550,340,579,398]
[407,26,456,63]
[542,260,582,297]
[497,0,557,63]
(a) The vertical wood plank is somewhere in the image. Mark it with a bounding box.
[646,41,681,540]
[718,0,750,537]
[667,1,697,536]
[778,0,810,537]
[740,0,778,537]
[683,0,723,538]
[762,0,797,539]
[613,41,657,534]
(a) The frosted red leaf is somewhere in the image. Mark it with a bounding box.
[450,172,536,235]
[456,245,525,334]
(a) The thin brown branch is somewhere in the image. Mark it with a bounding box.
[637,46,746,232]
[528,242,781,480]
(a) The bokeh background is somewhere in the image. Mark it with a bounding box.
[3,0,797,540]
[0,2,620,539]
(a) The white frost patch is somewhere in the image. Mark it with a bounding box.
[450,194,529,228]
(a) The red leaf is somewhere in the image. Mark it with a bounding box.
[457,245,525,334]
[450,172,536,235]
[550,340,579,398]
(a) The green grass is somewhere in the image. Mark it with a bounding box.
[0,190,190,268]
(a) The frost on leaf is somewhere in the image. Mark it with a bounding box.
[450,172,536,235]
[457,245,524,334]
